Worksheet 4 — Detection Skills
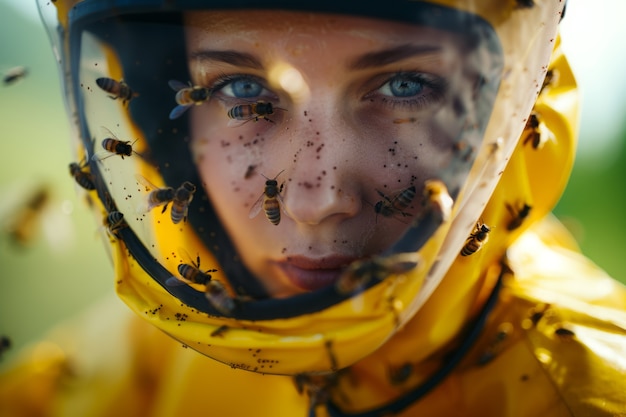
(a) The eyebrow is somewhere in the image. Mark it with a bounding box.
[348,44,443,70]
[189,50,263,69]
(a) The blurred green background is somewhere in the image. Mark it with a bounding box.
[0,1,624,366]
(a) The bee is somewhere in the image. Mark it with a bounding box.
[170,181,196,224]
[69,160,96,190]
[93,128,141,162]
[506,202,532,231]
[227,101,285,126]
[522,112,554,150]
[177,257,218,286]
[374,185,416,222]
[461,221,491,256]
[249,171,287,226]
[167,251,218,287]
[205,279,236,315]
[135,175,176,214]
[95,77,138,105]
[0,335,11,358]
[100,138,134,159]
[3,66,28,85]
[335,254,419,295]
[105,211,126,237]
[168,80,213,119]
[4,185,51,247]
[422,179,453,223]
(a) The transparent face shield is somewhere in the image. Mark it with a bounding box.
[62,3,503,320]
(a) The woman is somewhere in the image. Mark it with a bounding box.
[1,1,625,416]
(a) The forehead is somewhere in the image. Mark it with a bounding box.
[184,10,460,46]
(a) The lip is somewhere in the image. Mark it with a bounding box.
[275,255,358,292]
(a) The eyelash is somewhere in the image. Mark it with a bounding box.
[206,73,273,101]
[367,72,447,111]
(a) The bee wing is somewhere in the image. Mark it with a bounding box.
[177,246,198,267]
[169,104,191,120]
[134,174,170,214]
[91,150,114,163]
[227,117,256,128]
[205,281,236,315]
[100,126,119,140]
[248,192,265,219]
[136,197,168,215]
[166,276,187,286]
[276,191,291,218]
[168,79,189,91]
[135,174,159,191]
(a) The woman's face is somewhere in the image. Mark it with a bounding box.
[184,10,480,298]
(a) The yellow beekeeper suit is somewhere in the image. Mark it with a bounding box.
[1,0,625,416]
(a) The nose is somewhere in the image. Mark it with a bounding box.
[281,110,363,226]
[283,172,362,225]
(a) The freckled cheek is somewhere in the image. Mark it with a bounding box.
[190,127,262,217]
[387,124,457,178]
[191,119,280,221]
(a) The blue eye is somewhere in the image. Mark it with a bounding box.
[381,74,425,98]
[218,76,264,99]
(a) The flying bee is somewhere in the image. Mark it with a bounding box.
[249,170,287,226]
[0,335,10,358]
[506,202,532,231]
[68,160,96,191]
[461,221,491,256]
[170,181,196,224]
[335,260,381,295]
[135,174,175,214]
[205,279,236,315]
[374,185,416,223]
[101,138,134,159]
[3,66,28,85]
[95,77,138,105]
[335,254,419,295]
[227,101,285,127]
[3,185,51,247]
[422,179,453,223]
[522,112,554,150]
[93,128,141,162]
[168,80,213,119]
